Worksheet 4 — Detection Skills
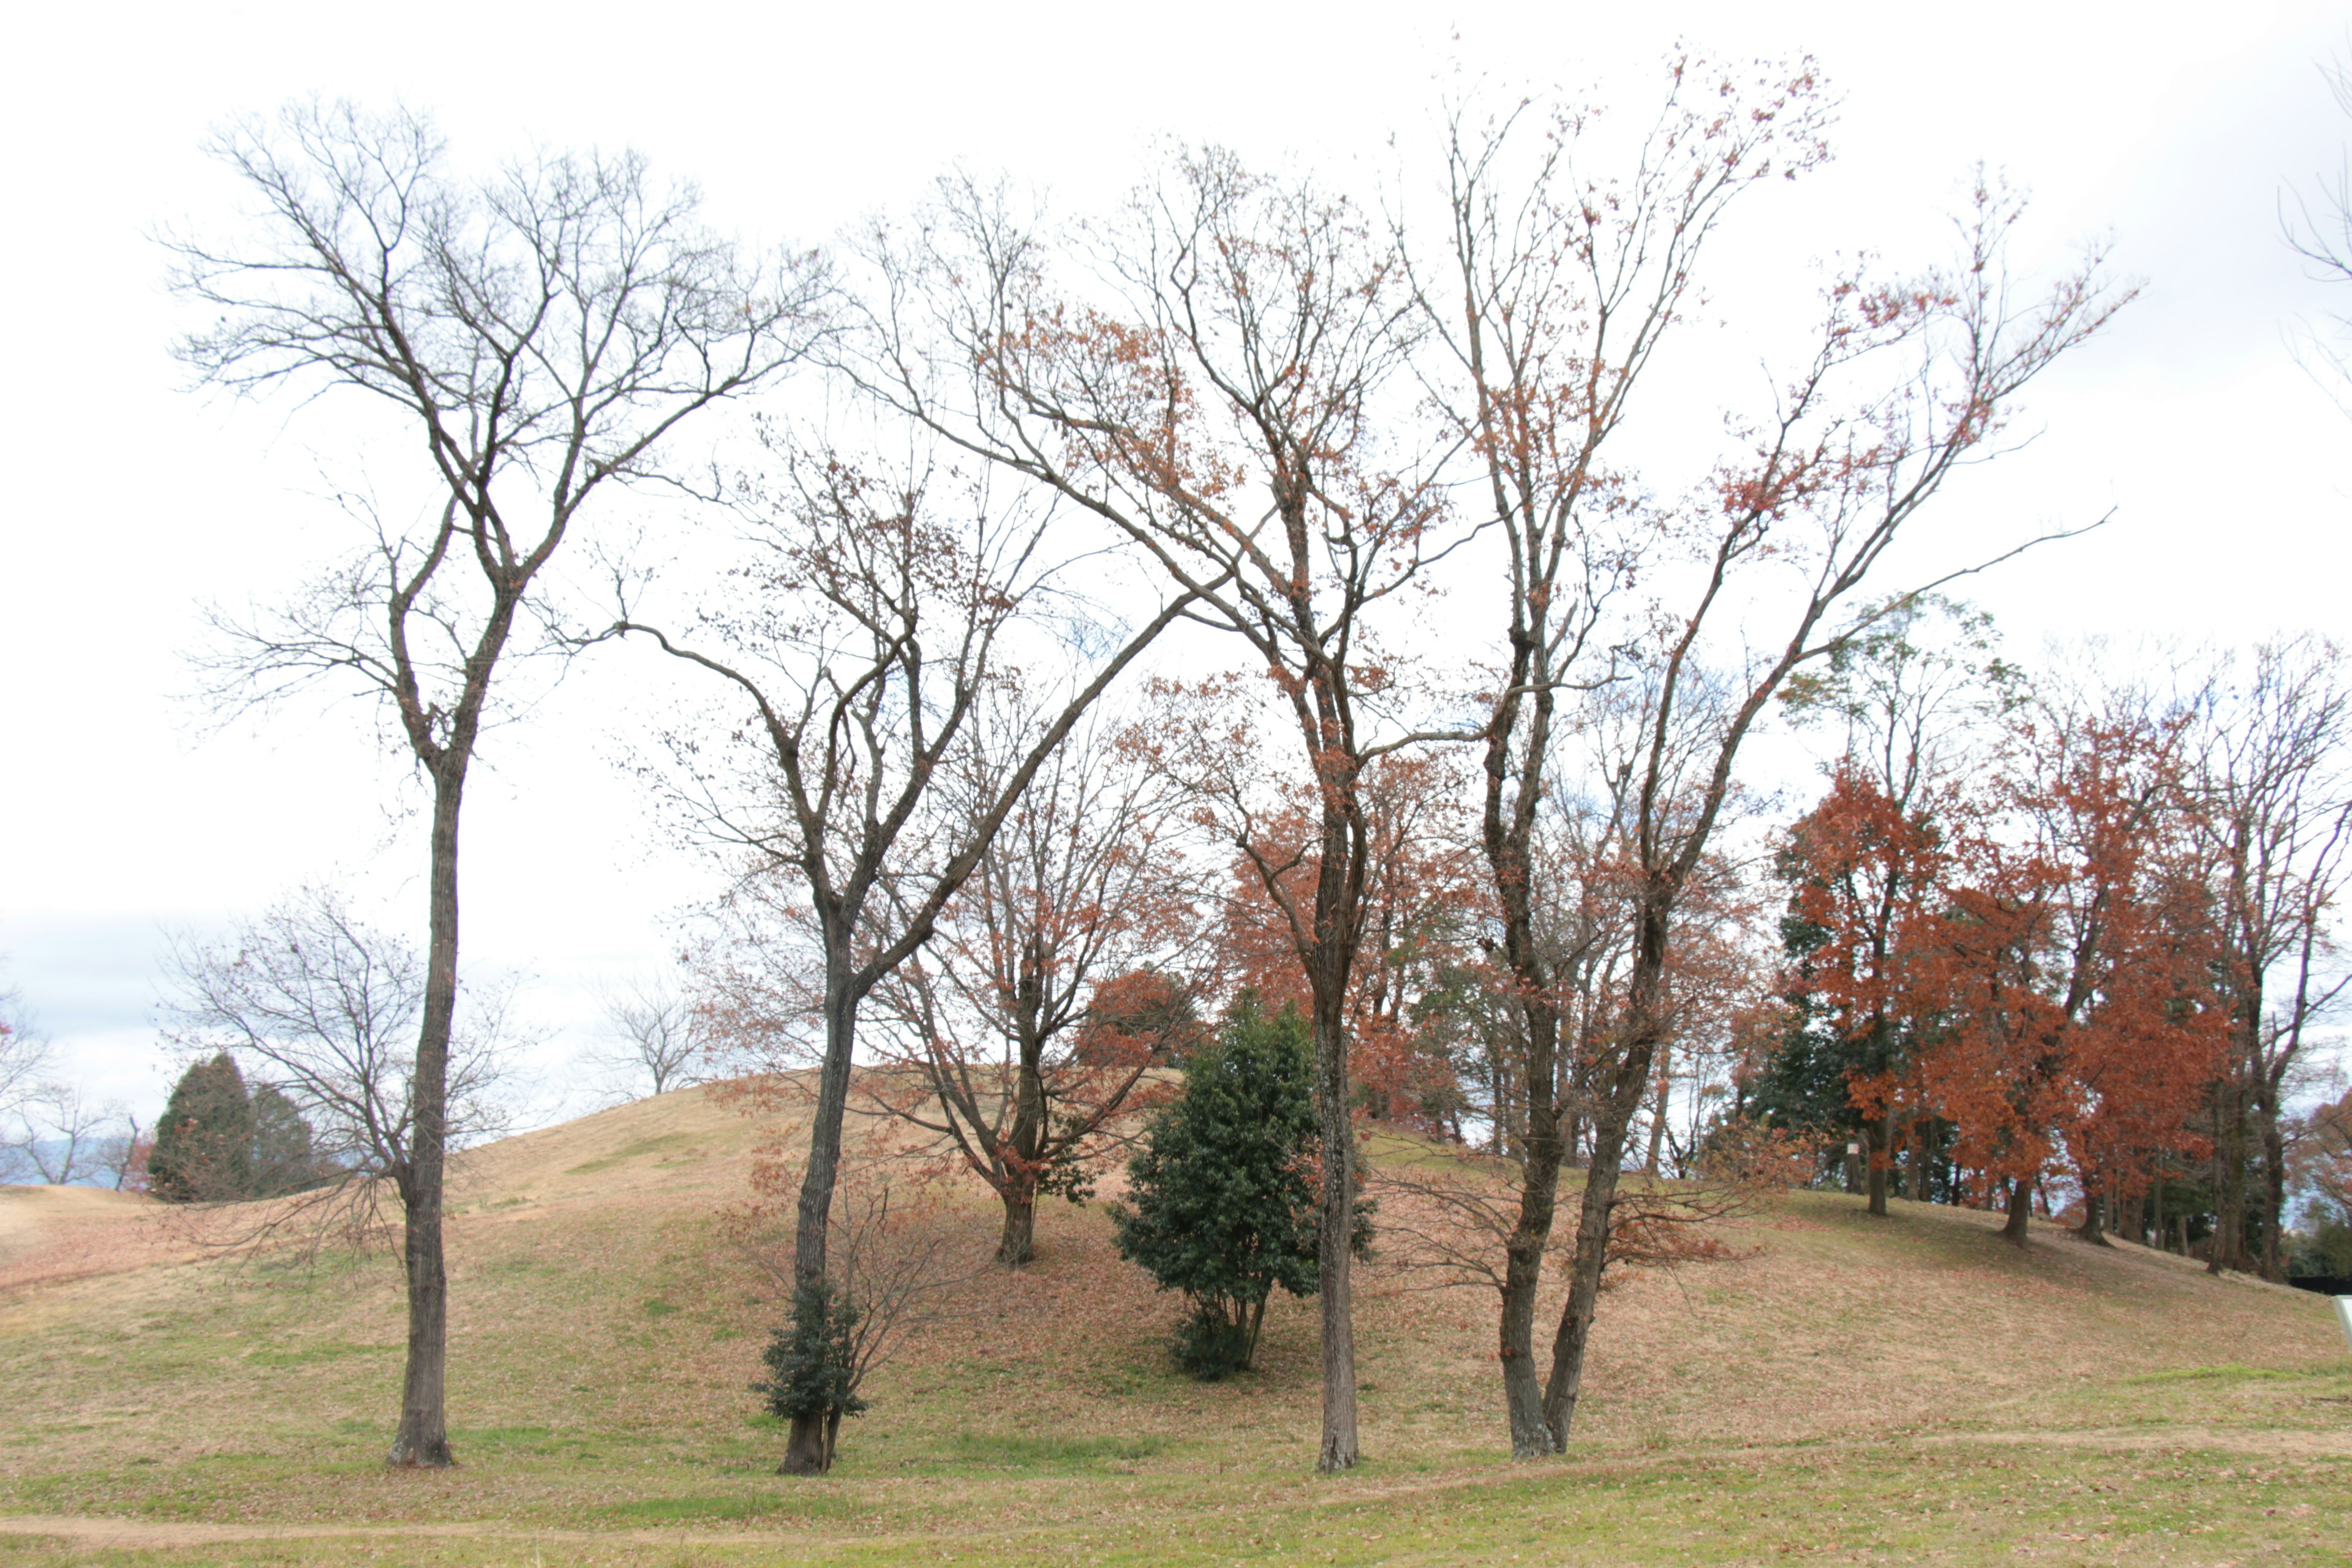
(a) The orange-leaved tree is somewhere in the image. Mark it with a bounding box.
[1921,702,2228,1245]
[1776,764,1956,1215]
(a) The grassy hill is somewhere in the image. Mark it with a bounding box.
[0,1085,2344,1566]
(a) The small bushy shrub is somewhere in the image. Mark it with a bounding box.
[1110,1000,1368,1380]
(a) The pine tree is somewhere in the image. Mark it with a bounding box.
[249,1084,328,1197]
[146,1052,255,1203]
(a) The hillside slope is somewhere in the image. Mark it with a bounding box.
[0,1084,2343,1566]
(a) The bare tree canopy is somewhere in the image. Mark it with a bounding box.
[0,987,50,1125]
[851,145,1453,1475]
[1416,57,2126,1457]
[861,700,1214,1267]
[0,995,125,1189]
[164,887,509,1185]
[6,1082,128,1188]
[2187,636,2352,1279]
[2286,53,2352,410]
[592,972,707,1099]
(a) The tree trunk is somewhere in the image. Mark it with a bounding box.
[388,767,462,1470]
[1311,993,1359,1473]
[1479,673,1569,1459]
[1537,1053,1646,1445]
[1864,1110,1891,1218]
[996,1191,1036,1269]
[2002,1177,2032,1246]
[2209,1077,2248,1274]
[2255,1074,2289,1283]
[997,998,1046,1268]
[1642,1041,1671,1177]
[782,959,860,1478]
[1245,1294,1268,1371]
[1497,997,1564,1457]
[1537,902,1670,1447]
[2078,1178,2109,1246]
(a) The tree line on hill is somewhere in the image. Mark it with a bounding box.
[137,42,2352,1480]
[1742,620,2351,1280]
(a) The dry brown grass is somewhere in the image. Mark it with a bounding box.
[0,1083,2343,1566]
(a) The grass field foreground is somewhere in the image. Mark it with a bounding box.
[0,1086,2345,1566]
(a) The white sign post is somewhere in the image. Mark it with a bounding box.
[2335,1295,2352,1358]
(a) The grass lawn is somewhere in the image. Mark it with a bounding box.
[1,1088,2343,1566]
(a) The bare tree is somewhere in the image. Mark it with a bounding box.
[2187,638,2352,1278]
[1417,63,1827,1455]
[855,149,1449,1473]
[592,973,706,1098]
[2285,52,2352,411]
[861,702,1212,1265]
[1537,187,2116,1445]
[8,1083,125,1186]
[0,987,50,1133]
[1422,59,2124,1451]
[619,451,1208,1474]
[164,889,510,1248]
[164,102,828,1467]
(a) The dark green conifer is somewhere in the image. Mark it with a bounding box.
[146,1052,255,1203]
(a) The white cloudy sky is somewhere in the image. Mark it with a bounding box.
[1,0,2346,1126]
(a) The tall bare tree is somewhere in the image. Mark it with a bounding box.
[1426,60,2122,1449]
[1419,62,1828,1455]
[2188,638,2352,1278]
[618,453,1208,1474]
[1537,185,2117,1445]
[854,153,1453,1470]
[164,102,827,1466]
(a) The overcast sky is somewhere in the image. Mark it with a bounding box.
[2,0,2346,1127]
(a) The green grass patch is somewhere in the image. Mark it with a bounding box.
[564,1132,696,1175]
[2125,1362,2305,1384]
